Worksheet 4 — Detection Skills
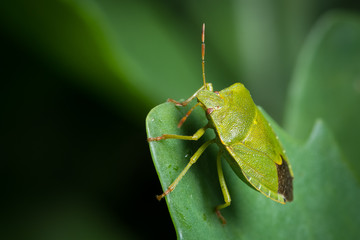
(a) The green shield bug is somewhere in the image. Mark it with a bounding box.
[148,24,293,224]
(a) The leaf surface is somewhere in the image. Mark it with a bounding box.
[284,12,360,178]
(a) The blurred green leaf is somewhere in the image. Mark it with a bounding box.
[0,0,240,121]
[284,11,360,179]
[146,102,360,239]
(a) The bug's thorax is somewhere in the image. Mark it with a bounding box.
[197,83,257,145]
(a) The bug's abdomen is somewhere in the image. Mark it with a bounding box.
[224,107,293,203]
[241,108,283,165]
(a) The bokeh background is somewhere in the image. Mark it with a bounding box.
[1,1,360,239]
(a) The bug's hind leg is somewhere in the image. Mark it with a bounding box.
[215,150,231,225]
[156,139,215,200]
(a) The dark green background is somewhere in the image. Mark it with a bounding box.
[1,1,360,239]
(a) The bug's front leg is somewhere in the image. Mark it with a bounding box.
[167,85,206,106]
[177,102,201,128]
[215,150,231,225]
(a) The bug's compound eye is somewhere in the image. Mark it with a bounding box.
[206,108,214,115]
[206,106,221,115]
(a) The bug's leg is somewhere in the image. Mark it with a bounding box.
[148,124,209,142]
[215,150,231,225]
[167,85,206,106]
[156,138,215,201]
[177,102,201,128]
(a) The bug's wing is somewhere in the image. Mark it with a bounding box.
[226,143,287,203]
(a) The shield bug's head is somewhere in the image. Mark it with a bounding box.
[197,90,224,113]
[198,83,254,116]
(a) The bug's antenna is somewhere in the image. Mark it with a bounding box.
[201,23,206,87]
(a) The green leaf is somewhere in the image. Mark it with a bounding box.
[146,102,360,239]
[284,11,360,178]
